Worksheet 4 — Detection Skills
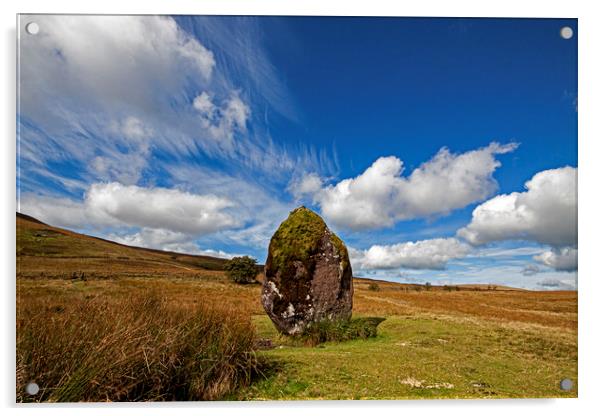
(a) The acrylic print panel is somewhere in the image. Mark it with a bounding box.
[16,15,577,402]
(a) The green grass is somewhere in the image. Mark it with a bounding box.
[234,315,577,400]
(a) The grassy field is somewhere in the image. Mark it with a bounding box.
[16,213,578,401]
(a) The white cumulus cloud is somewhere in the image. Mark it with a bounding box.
[457,166,577,247]
[350,238,471,270]
[19,194,90,230]
[85,182,238,234]
[534,247,577,272]
[20,182,239,236]
[314,142,517,230]
[288,172,324,201]
[20,15,215,120]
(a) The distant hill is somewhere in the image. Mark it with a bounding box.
[17,212,528,291]
[352,277,527,292]
[454,283,527,291]
[16,212,231,278]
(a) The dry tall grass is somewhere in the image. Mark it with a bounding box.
[17,292,260,402]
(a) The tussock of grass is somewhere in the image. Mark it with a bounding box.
[17,292,260,402]
[297,317,386,346]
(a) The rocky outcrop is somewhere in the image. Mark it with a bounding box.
[261,206,353,335]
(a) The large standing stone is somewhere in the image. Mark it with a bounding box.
[261,206,353,335]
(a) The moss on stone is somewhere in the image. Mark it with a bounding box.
[267,207,327,278]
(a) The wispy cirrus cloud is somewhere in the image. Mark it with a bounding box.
[18,15,338,187]
[18,15,338,257]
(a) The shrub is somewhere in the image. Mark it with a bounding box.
[16,292,261,402]
[298,317,386,346]
[224,256,259,284]
[425,282,432,291]
[367,282,380,292]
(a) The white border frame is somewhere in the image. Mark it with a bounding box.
[3,1,600,415]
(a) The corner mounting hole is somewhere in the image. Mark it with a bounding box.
[560,26,573,40]
[560,378,573,391]
[25,22,40,35]
[25,382,40,395]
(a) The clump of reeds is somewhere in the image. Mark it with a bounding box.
[17,292,260,402]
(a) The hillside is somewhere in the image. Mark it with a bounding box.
[17,212,229,278]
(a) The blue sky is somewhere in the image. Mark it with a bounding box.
[17,15,577,289]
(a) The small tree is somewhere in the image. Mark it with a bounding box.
[225,256,258,284]
[425,282,432,291]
